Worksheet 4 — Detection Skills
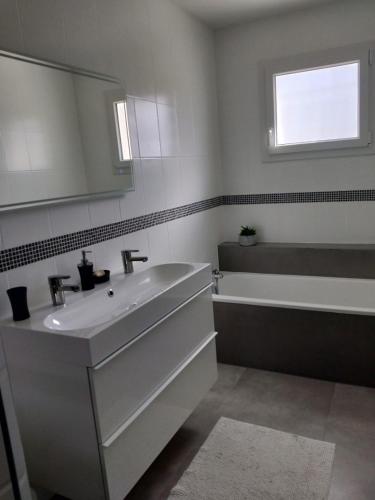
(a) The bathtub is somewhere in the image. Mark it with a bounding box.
[213,272,375,387]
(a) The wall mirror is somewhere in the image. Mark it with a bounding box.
[0,50,133,212]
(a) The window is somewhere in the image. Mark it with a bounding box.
[263,44,373,160]
[106,91,133,174]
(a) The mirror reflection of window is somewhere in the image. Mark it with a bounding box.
[105,91,133,176]
[113,100,132,163]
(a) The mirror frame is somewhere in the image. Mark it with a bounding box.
[0,49,134,213]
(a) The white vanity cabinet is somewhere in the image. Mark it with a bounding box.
[2,271,217,500]
[99,338,216,500]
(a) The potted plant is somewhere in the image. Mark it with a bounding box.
[239,225,257,246]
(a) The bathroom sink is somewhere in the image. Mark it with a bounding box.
[44,263,195,332]
[1,262,211,366]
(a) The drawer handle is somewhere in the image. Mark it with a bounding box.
[101,331,217,448]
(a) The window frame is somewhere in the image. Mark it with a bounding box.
[261,43,373,161]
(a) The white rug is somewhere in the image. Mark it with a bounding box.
[169,417,335,500]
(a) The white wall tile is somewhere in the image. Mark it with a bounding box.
[0,222,3,250]
[96,0,156,100]
[141,159,166,213]
[162,158,184,209]
[0,208,51,248]
[179,157,213,204]
[18,0,66,62]
[0,273,10,319]
[147,224,171,264]
[61,0,103,71]
[92,236,125,275]
[277,203,348,244]
[49,202,91,237]
[88,198,121,227]
[176,89,195,157]
[341,202,375,244]
[134,99,161,158]
[148,0,179,106]
[167,214,199,262]
[0,174,11,209]
[157,103,180,157]
[0,0,23,52]
[168,208,220,266]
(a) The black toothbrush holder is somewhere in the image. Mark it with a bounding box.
[6,286,30,322]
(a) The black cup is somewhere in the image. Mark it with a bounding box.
[6,287,30,322]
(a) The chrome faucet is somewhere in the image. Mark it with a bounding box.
[121,250,148,274]
[48,275,80,306]
[212,269,223,294]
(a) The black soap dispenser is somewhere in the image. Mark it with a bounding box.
[78,250,95,291]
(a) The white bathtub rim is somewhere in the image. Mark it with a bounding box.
[212,271,375,316]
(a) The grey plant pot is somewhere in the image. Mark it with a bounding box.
[239,235,257,247]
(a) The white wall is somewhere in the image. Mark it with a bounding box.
[216,0,375,243]
[0,0,222,317]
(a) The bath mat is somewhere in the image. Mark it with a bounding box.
[168,417,335,500]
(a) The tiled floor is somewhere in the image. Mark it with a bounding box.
[56,364,375,500]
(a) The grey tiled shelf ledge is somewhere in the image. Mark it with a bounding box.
[218,242,375,279]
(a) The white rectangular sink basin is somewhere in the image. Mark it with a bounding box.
[1,262,212,366]
[44,263,195,332]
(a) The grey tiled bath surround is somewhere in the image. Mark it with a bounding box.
[215,241,375,388]
[2,188,375,272]
[214,302,375,388]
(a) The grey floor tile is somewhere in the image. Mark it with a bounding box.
[325,383,375,500]
[219,368,335,439]
[326,383,375,435]
[205,362,246,403]
[327,430,375,500]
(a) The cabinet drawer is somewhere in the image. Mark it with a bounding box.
[101,336,217,500]
[90,286,215,442]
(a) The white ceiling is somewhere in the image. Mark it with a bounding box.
[173,0,339,28]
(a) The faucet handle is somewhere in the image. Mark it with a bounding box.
[212,269,223,279]
[48,274,71,284]
[121,249,138,259]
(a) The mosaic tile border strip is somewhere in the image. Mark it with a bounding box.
[0,197,222,273]
[1,189,375,272]
[223,189,375,205]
